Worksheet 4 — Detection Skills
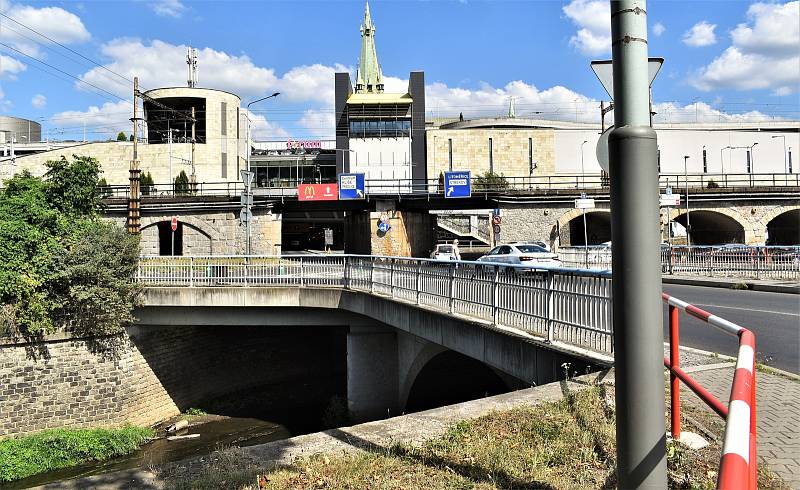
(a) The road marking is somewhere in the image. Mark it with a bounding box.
[691,304,800,318]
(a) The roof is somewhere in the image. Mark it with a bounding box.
[347,92,413,105]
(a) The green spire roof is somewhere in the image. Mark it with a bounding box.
[355,1,384,94]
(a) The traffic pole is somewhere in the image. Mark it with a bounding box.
[608,1,668,488]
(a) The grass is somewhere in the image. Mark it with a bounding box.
[183,407,208,417]
[0,426,153,482]
[159,384,790,489]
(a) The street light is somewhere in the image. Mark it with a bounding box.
[684,155,691,246]
[749,142,758,174]
[243,92,280,256]
[580,140,588,188]
[720,146,731,175]
[772,135,787,175]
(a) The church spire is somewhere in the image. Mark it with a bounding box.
[355,0,384,94]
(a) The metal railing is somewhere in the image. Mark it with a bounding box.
[96,172,800,199]
[663,292,757,489]
[137,255,615,356]
[437,216,491,243]
[558,245,800,279]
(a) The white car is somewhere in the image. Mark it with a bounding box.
[430,244,458,261]
[477,243,561,269]
[509,240,551,252]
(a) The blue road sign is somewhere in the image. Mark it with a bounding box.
[338,173,366,200]
[444,171,471,198]
[377,222,391,233]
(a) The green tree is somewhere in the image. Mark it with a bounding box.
[473,171,510,192]
[174,170,190,195]
[140,172,154,196]
[43,155,102,216]
[116,132,127,141]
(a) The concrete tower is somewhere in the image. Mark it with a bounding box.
[355,1,384,94]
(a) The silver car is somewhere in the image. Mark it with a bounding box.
[477,243,561,269]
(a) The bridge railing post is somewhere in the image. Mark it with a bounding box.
[546,271,554,342]
[343,256,349,289]
[243,256,249,287]
[448,265,455,314]
[416,261,422,305]
[492,268,500,325]
[299,256,305,287]
[189,257,194,287]
[370,259,375,294]
[390,258,395,298]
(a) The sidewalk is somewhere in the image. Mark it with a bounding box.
[677,361,800,489]
[663,274,799,294]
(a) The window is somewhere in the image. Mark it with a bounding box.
[448,138,453,171]
[657,148,661,172]
[221,102,227,136]
[702,149,707,173]
[498,245,512,255]
[488,138,493,173]
[528,138,534,175]
[789,150,793,174]
[515,245,547,253]
[746,150,752,173]
[221,152,227,178]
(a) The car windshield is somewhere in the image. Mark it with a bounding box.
[515,245,547,253]
[437,245,453,253]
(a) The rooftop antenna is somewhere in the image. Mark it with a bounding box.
[186,47,198,88]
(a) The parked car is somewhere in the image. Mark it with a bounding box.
[430,244,457,261]
[509,240,551,252]
[477,243,561,269]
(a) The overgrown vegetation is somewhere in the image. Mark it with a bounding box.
[473,170,510,192]
[174,169,190,195]
[706,179,720,189]
[184,407,207,417]
[140,171,154,196]
[159,386,787,490]
[0,426,153,482]
[0,155,141,338]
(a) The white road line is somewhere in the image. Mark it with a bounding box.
[691,303,800,318]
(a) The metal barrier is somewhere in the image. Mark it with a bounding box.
[558,245,800,279]
[663,292,757,490]
[138,255,615,355]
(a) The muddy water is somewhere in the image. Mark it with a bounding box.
[6,416,292,489]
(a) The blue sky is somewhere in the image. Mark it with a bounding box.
[0,0,797,141]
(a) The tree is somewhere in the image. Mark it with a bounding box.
[116,132,127,141]
[43,155,103,216]
[129,134,134,142]
[473,171,510,192]
[140,172,154,196]
[174,170,190,195]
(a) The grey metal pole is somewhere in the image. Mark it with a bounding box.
[684,155,690,246]
[608,1,668,488]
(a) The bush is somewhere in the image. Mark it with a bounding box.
[473,171,510,192]
[706,179,720,189]
[174,170,190,195]
[140,172,154,196]
[116,131,127,141]
[0,426,153,482]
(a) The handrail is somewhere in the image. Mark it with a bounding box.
[662,292,757,490]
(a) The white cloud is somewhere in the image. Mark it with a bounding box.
[652,22,666,37]
[31,94,46,108]
[275,63,350,104]
[682,21,717,47]
[0,54,26,79]
[49,100,134,140]
[244,109,288,140]
[149,0,186,18]
[563,0,610,56]
[298,109,335,138]
[692,2,799,94]
[0,1,90,57]
[653,101,774,123]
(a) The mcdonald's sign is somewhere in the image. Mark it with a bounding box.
[298,183,338,201]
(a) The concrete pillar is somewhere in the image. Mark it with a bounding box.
[347,325,399,423]
[344,200,435,257]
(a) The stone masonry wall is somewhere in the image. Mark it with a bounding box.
[0,324,346,438]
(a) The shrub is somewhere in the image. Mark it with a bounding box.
[706,179,720,189]
[473,171,510,192]
[174,170,190,195]
[140,172,154,196]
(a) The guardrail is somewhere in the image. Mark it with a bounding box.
[663,292,757,489]
[137,254,615,356]
[96,172,800,199]
[137,253,759,489]
[558,245,800,279]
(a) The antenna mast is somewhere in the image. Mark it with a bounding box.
[186,47,198,88]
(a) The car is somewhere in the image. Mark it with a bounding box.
[508,240,551,252]
[477,243,561,269]
[430,244,458,261]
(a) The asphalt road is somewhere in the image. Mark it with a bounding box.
[661,284,800,373]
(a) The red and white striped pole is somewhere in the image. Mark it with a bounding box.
[669,304,681,438]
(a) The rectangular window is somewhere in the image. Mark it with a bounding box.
[488,138,493,173]
[657,149,661,172]
[702,149,707,173]
[221,152,227,178]
[789,150,793,173]
[528,138,533,175]
[221,102,227,136]
[746,150,752,173]
[448,138,453,171]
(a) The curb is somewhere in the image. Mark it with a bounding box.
[662,276,799,295]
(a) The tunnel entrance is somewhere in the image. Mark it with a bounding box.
[566,211,611,246]
[282,211,344,251]
[673,211,745,245]
[767,209,800,245]
[405,350,511,413]
[157,221,183,255]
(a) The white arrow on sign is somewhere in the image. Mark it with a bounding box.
[590,57,664,99]
[447,187,454,197]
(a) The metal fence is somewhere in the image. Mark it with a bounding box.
[558,245,800,279]
[137,255,615,356]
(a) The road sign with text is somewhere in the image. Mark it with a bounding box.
[338,173,365,200]
[298,183,338,201]
[444,171,471,198]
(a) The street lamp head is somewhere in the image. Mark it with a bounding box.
[270,92,280,98]
[752,142,758,147]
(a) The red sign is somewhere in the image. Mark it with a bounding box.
[171,216,178,231]
[298,184,338,201]
[287,138,322,150]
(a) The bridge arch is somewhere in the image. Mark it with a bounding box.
[403,349,510,413]
[557,209,611,246]
[667,208,749,245]
[140,216,217,255]
[765,207,800,245]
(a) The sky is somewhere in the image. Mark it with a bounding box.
[0,0,797,141]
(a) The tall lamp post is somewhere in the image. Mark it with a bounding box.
[244,92,280,255]
[580,139,588,188]
[684,155,691,246]
[749,142,758,173]
[720,146,731,175]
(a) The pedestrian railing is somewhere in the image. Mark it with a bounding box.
[558,245,800,280]
[663,292,757,490]
[137,255,615,356]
